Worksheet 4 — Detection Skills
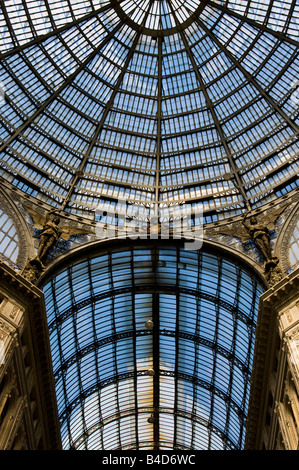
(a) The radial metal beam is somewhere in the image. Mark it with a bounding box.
[59,0,157,212]
[195,16,299,136]
[0,20,126,156]
[112,0,206,37]
[173,248,180,448]
[152,290,160,451]
[283,0,298,35]
[154,36,163,215]
[0,0,124,60]
[168,1,252,211]
[202,0,299,48]
[207,256,220,448]
[130,247,140,449]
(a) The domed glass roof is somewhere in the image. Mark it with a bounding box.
[0,0,298,225]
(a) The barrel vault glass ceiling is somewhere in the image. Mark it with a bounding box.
[0,0,298,225]
[43,242,265,450]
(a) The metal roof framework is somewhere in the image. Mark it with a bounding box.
[42,241,265,450]
[0,0,298,224]
[0,0,298,451]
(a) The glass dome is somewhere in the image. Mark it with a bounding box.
[0,0,298,225]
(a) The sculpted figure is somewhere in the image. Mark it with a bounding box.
[205,204,287,287]
[242,211,272,262]
[22,206,90,283]
[36,209,68,266]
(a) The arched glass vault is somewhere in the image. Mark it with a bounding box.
[41,240,265,450]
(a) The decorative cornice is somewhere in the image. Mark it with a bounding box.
[0,187,34,270]
[0,260,61,449]
[276,199,299,272]
[260,268,299,310]
[245,267,299,449]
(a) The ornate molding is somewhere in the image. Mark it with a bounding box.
[0,260,61,449]
[0,187,33,270]
[245,267,299,449]
[276,198,299,273]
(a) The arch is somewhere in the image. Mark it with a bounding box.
[38,238,265,450]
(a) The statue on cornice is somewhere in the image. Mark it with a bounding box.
[22,207,90,283]
[240,209,286,286]
[242,211,272,262]
[35,209,67,267]
[264,256,284,287]
[205,204,287,287]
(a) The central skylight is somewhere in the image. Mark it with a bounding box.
[114,0,204,34]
